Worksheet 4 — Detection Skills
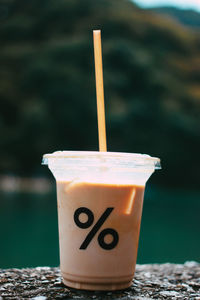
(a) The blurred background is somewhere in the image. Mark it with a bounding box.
[0,0,200,268]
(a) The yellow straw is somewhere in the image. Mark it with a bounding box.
[93,30,107,152]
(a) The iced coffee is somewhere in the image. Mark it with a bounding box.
[43,151,160,290]
[42,30,161,291]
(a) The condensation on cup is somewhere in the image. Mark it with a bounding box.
[42,151,161,291]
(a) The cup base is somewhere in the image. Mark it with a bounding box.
[62,272,133,291]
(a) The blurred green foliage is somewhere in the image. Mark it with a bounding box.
[0,0,200,186]
[151,6,200,29]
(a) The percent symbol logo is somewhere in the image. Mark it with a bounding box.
[74,207,119,250]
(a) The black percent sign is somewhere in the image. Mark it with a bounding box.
[74,207,119,250]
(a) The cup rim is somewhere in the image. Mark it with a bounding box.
[43,151,161,169]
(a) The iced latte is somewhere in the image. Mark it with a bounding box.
[43,151,160,290]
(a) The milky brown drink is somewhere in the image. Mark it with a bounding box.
[57,180,144,290]
[43,151,160,291]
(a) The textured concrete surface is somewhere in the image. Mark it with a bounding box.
[0,262,200,299]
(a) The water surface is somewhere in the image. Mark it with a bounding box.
[0,185,199,268]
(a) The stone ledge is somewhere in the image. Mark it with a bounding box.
[0,262,200,299]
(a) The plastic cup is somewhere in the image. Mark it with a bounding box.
[42,151,160,291]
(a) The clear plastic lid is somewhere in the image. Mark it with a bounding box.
[43,151,161,169]
[42,151,161,185]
